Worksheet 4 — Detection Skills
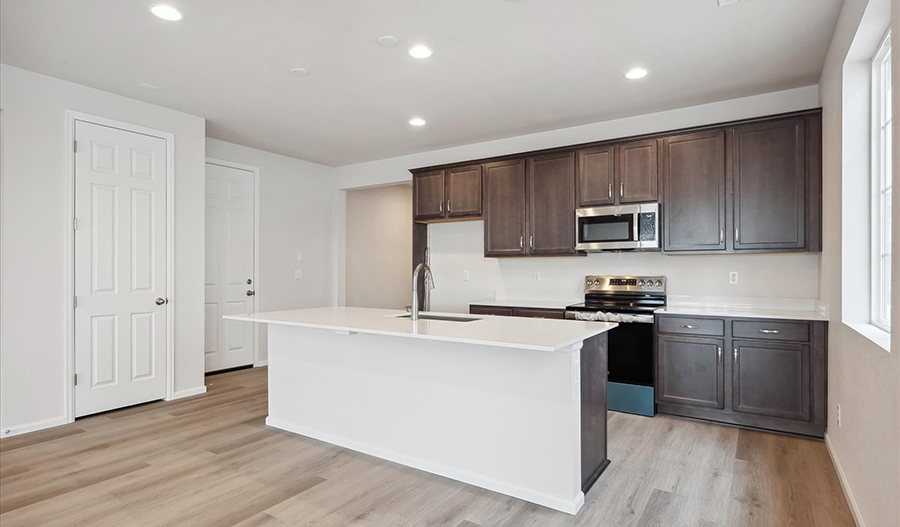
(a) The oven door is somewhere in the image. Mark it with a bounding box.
[575,204,659,251]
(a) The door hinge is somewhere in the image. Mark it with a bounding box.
[73,140,78,153]
[73,217,78,231]
[73,295,78,308]
[74,373,78,386]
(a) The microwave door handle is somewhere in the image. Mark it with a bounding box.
[633,212,639,242]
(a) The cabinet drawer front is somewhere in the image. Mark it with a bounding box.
[733,340,811,421]
[512,307,566,319]
[469,305,514,317]
[657,316,724,337]
[732,320,809,342]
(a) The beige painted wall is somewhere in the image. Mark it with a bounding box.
[345,184,412,309]
[819,0,900,525]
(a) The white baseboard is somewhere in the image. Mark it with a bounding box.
[265,417,584,515]
[171,386,207,400]
[825,433,864,527]
[0,415,71,439]
[254,360,268,367]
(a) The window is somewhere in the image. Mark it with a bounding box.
[872,30,893,332]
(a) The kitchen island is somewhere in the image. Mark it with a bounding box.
[224,306,616,514]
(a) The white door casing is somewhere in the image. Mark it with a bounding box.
[74,120,168,417]
[204,162,256,372]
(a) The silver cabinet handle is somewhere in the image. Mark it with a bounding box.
[520,236,524,249]
[447,200,451,213]
[620,182,624,197]
[681,324,699,329]
[155,297,166,305]
[735,227,740,243]
[529,235,534,249]
[439,201,443,213]
[608,183,612,199]
[246,290,255,296]
[734,348,738,365]
[717,346,722,364]
[719,228,724,244]
[758,329,780,334]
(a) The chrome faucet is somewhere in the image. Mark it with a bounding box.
[411,263,435,321]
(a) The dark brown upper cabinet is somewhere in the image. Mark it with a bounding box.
[445,165,483,218]
[483,159,527,257]
[576,140,659,208]
[617,139,659,203]
[662,130,727,252]
[732,119,806,251]
[527,152,576,255]
[412,166,482,222]
[576,146,615,207]
[412,169,444,221]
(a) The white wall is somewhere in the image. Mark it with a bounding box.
[0,65,207,435]
[818,0,900,525]
[345,184,412,310]
[205,139,335,362]
[429,221,821,312]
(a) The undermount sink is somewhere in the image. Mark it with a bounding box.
[395,314,481,322]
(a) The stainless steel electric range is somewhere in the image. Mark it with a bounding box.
[566,276,666,417]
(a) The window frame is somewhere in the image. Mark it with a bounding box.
[871,28,893,333]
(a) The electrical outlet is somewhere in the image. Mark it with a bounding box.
[533,271,541,282]
[297,252,303,262]
[294,269,303,279]
[729,271,739,285]
[462,270,470,281]
[837,404,842,427]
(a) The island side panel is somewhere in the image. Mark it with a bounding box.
[580,332,609,493]
[266,324,585,514]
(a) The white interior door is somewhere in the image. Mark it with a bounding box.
[204,162,256,372]
[74,120,167,417]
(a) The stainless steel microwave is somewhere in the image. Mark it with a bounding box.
[575,203,660,252]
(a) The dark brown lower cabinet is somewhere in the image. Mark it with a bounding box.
[469,305,565,319]
[656,335,725,409]
[655,314,827,438]
[469,305,514,317]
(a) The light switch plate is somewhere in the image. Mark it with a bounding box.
[294,269,303,279]
[297,252,303,262]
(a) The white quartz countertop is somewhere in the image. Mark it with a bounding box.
[468,299,576,310]
[224,306,616,352]
[655,305,827,322]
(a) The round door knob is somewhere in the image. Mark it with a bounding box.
[155,297,166,305]
[246,290,255,296]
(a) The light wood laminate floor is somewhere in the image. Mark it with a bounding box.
[0,367,854,527]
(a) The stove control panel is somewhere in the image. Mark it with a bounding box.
[585,276,666,293]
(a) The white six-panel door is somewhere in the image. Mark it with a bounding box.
[74,120,167,417]
[204,162,256,372]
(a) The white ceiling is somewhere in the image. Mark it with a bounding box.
[0,0,841,166]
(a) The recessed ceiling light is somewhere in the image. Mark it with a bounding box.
[625,67,648,80]
[139,83,160,91]
[408,45,433,59]
[289,67,310,77]
[376,35,399,48]
[409,117,426,127]
[149,4,183,21]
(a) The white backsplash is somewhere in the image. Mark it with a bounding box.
[428,221,821,313]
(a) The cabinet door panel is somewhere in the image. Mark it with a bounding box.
[470,305,514,316]
[483,160,527,256]
[617,139,658,203]
[413,170,444,221]
[527,153,576,255]
[732,340,810,421]
[511,307,566,319]
[657,335,724,409]
[446,165,482,218]
[576,146,615,207]
[733,119,806,250]
[662,131,726,251]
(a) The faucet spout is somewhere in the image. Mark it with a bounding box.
[411,263,435,321]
